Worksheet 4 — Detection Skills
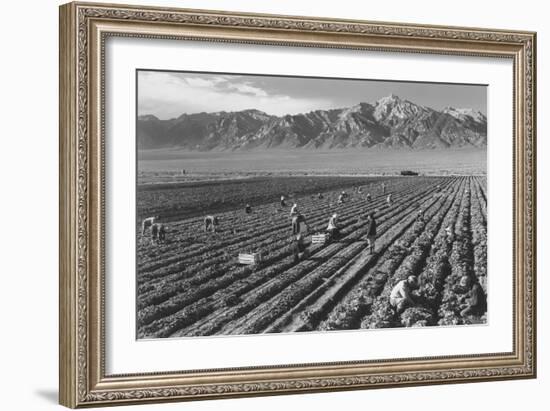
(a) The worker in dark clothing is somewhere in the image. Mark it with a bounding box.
[204,215,220,232]
[456,276,487,317]
[151,223,159,243]
[280,195,286,207]
[158,224,166,243]
[292,213,308,235]
[366,212,377,253]
[292,234,310,263]
[245,204,252,214]
[317,192,324,200]
[365,193,372,202]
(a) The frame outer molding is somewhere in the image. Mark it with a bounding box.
[60,2,79,408]
[59,1,536,408]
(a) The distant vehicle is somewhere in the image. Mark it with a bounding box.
[400,170,419,176]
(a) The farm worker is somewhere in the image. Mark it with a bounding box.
[457,276,487,317]
[141,216,158,235]
[381,182,386,194]
[338,193,345,204]
[151,223,159,243]
[290,203,299,217]
[386,193,393,206]
[245,204,252,214]
[204,215,220,232]
[341,190,348,200]
[292,213,309,235]
[390,275,419,314]
[445,226,454,242]
[326,213,340,239]
[292,234,310,263]
[280,195,286,207]
[366,212,377,253]
[317,192,324,200]
[358,186,363,193]
[416,209,424,222]
[365,193,371,202]
[158,224,166,243]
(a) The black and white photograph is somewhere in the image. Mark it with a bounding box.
[136,70,488,339]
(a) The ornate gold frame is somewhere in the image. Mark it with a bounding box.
[59,2,536,408]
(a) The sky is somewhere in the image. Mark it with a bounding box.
[137,70,487,120]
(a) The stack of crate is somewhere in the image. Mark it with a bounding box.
[238,252,263,265]
[312,233,330,245]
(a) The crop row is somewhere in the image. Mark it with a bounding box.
[136,177,429,273]
[136,178,435,305]
[437,178,485,326]
[359,178,468,329]
[310,179,464,331]
[187,180,455,336]
[139,178,450,338]
[137,178,420,285]
[137,175,400,221]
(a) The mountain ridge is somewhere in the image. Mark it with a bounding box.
[137,94,487,151]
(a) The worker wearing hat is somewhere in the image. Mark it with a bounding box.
[390,275,419,314]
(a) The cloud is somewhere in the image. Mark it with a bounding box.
[225,82,268,97]
[137,71,333,118]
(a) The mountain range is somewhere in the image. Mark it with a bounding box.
[137,94,487,151]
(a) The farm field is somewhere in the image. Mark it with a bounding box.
[137,175,400,221]
[136,175,487,338]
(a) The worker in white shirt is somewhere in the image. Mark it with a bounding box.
[289,203,299,217]
[326,213,340,239]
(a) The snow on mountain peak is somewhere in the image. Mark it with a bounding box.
[443,107,486,123]
[374,94,424,122]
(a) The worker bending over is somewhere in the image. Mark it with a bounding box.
[204,215,220,232]
[390,275,419,314]
[455,276,487,317]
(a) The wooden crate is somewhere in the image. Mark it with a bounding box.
[238,252,262,265]
[312,233,330,245]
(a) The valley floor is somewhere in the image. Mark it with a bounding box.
[138,148,487,183]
